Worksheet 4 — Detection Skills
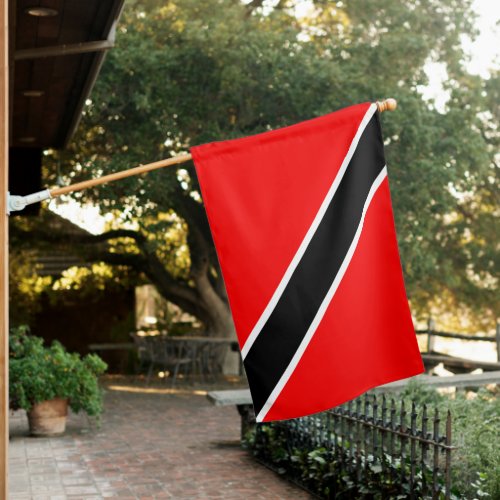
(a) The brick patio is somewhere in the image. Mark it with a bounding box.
[9,378,311,499]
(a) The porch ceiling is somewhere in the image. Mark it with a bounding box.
[10,0,124,149]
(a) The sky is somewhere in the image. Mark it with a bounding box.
[51,0,499,234]
[422,0,500,108]
[463,0,500,77]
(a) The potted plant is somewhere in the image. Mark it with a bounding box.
[9,326,107,436]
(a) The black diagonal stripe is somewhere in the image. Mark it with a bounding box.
[244,112,386,416]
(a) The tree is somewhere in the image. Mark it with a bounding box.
[37,0,497,333]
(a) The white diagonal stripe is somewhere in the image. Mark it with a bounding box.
[256,166,388,422]
[241,103,377,359]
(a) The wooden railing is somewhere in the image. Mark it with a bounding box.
[416,319,500,362]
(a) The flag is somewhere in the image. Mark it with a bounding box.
[190,102,424,422]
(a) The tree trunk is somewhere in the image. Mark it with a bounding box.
[194,272,239,375]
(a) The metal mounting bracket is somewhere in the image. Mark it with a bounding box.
[7,189,52,215]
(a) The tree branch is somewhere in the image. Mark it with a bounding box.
[87,247,212,324]
[89,251,147,269]
[91,229,147,245]
[10,225,146,249]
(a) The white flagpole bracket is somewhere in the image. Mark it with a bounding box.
[7,189,52,215]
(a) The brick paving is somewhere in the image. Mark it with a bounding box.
[9,379,311,499]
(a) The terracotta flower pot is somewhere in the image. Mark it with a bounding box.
[27,397,69,436]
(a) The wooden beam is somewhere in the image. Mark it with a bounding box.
[421,353,500,373]
[0,0,9,496]
[14,39,115,60]
[416,329,497,342]
[375,370,500,392]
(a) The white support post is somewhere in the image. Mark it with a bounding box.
[426,317,436,353]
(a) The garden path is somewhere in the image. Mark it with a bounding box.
[9,378,310,499]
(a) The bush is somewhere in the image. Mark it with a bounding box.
[246,423,445,498]
[402,381,500,499]
[9,325,108,418]
[245,382,499,499]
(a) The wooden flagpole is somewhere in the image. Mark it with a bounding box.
[51,153,193,197]
[49,99,397,199]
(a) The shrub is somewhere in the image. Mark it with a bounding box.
[246,422,446,498]
[9,325,108,418]
[245,382,499,498]
[402,382,500,499]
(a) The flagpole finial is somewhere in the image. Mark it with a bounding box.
[376,98,397,113]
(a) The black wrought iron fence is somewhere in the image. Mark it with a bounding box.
[251,393,454,499]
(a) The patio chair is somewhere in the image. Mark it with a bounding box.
[130,332,155,375]
[130,333,192,386]
[160,337,193,386]
[201,342,228,380]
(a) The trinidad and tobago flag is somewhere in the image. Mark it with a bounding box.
[191,102,424,422]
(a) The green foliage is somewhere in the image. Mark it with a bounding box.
[9,326,108,417]
[246,384,499,498]
[401,382,500,497]
[8,249,52,326]
[247,423,448,498]
[9,211,139,329]
[400,378,446,406]
[45,0,498,328]
[441,390,500,499]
